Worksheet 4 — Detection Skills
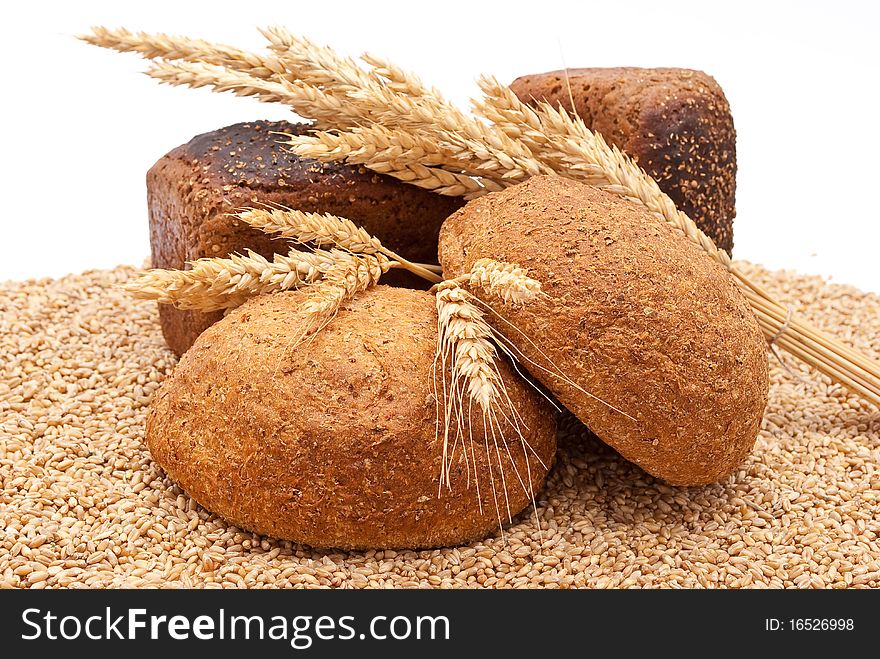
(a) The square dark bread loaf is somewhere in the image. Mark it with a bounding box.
[147,119,463,356]
[510,68,736,254]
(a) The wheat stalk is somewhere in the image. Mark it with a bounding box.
[124,248,344,311]
[87,26,880,406]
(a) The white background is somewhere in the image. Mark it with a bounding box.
[1,1,878,292]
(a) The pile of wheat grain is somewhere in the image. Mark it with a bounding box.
[1,263,878,588]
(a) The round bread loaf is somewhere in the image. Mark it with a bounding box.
[438,176,768,486]
[146,285,557,549]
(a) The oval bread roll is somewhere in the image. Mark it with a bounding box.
[146,285,557,549]
[438,176,768,486]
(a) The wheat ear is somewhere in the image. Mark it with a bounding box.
[461,258,544,306]
[85,26,550,188]
[124,248,345,311]
[80,26,288,79]
[435,283,506,413]
[125,205,434,315]
[280,85,552,193]
[294,253,390,342]
[145,60,356,129]
[145,60,290,105]
[234,207,443,283]
[261,27,551,183]
[284,126,501,197]
[435,282,538,528]
[473,76,608,187]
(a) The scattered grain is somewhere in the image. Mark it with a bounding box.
[0,262,877,588]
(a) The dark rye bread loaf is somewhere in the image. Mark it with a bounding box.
[509,68,736,254]
[147,120,463,356]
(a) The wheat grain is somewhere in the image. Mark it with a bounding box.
[3,262,879,587]
[124,248,345,311]
[261,26,378,92]
[361,52,437,98]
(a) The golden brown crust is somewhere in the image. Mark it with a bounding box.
[438,176,768,486]
[509,68,736,254]
[146,285,556,549]
[147,120,463,356]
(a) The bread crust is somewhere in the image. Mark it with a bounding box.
[146,286,556,549]
[438,176,767,486]
[510,67,736,254]
[147,120,463,355]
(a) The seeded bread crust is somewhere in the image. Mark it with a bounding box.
[509,68,736,254]
[147,120,463,355]
[439,177,768,486]
[146,286,557,549]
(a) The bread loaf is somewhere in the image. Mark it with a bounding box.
[146,285,557,549]
[438,176,768,486]
[510,68,736,254]
[147,120,462,355]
